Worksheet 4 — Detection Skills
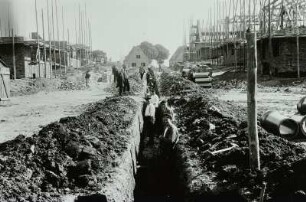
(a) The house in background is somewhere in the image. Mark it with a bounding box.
[124,46,151,68]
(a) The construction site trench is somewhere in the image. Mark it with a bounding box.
[3,68,306,201]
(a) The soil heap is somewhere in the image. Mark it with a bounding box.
[0,96,138,202]
[160,71,306,201]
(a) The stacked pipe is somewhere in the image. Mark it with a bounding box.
[261,96,306,140]
[193,72,212,88]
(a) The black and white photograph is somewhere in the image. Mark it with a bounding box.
[1,0,306,201]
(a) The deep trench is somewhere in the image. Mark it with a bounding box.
[133,127,184,202]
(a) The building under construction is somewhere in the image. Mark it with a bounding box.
[185,0,306,77]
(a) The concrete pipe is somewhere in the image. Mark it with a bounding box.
[194,78,213,83]
[297,97,306,115]
[290,114,306,138]
[193,72,210,78]
[261,111,299,139]
[198,83,212,88]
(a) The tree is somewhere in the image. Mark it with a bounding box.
[138,42,169,71]
[139,41,158,59]
[154,44,170,64]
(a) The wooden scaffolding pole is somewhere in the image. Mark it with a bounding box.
[42,9,47,78]
[62,6,67,74]
[12,28,16,80]
[55,0,61,74]
[51,0,56,77]
[35,0,41,77]
[296,1,300,79]
[47,0,53,78]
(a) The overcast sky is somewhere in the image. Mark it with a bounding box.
[1,0,216,62]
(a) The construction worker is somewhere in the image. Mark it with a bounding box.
[112,65,118,84]
[144,95,156,145]
[122,65,130,93]
[116,68,124,96]
[139,65,145,80]
[151,91,159,108]
[85,70,91,88]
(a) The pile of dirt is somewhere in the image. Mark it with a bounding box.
[159,72,202,96]
[58,80,86,91]
[0,96,138,201]
[10,78,62,97]
[160,72,306,201]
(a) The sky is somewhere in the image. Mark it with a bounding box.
[0,0,215,62]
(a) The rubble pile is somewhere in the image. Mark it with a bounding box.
[160,72,306,201]
[0,96,138,201]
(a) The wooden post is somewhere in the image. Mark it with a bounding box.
[246,29,260,171]
[46,0,53,78]
[35,0,41,77]
[67,28,70,68]
[42,9,47,78]
[268,0,273,77]
[51,0,56,77]
[61,6,66,74]
[55,0,61,74]
[296,2,300,79]
[12,28,16,80]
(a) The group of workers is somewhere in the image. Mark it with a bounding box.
[112,65,130,96]
[141,68,179,152]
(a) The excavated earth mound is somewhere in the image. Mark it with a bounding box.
[160,72,306,201]
[0,96,138,202]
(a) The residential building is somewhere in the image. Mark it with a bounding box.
[124,46,151,68]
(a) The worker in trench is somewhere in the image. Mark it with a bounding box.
[139,65,145,80]
[116,67,124,96]
[143,94,156,146]
[122,65,130,93]
[112,65,119,84]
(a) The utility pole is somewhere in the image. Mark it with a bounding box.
[35,0,41,77]
[246,19,260,171]
[42,9,47,78]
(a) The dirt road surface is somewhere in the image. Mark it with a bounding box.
[0,82,111,143]
[217,88,305,117]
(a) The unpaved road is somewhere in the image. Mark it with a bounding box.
[217,88,305,117]
[0,82,112,143]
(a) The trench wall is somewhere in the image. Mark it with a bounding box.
[61,103,143,202]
